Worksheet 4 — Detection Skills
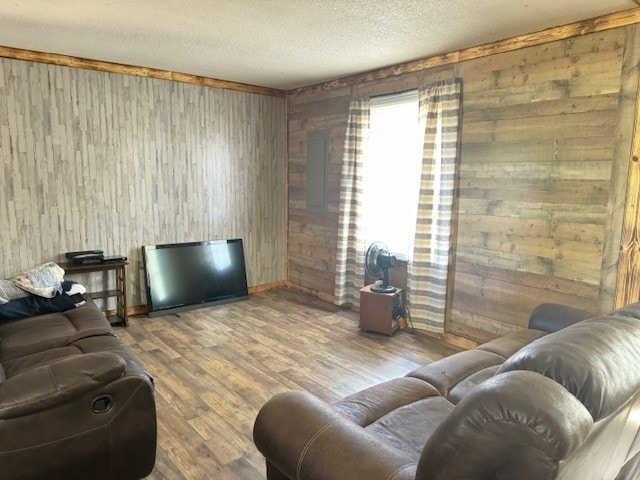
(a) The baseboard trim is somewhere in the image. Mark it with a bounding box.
[126,304,149,316]
[103,304,148,317]
[249,280,287,294]
[284,281,335,304]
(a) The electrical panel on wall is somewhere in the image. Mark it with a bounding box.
[306,130,329,212]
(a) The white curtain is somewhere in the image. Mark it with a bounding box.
[407,78,462,332]
[334,98,370,306]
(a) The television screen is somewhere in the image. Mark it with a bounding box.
[143,239,249,317]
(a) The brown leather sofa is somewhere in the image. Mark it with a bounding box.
[254,302,640,480]
[0,300,156,480]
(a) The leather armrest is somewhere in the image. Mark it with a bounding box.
[528,303,593,333]
[416,371,593,479]
[0,352,126,419]
[254,391,416,480]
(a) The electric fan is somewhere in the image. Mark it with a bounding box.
[365,242,397,293]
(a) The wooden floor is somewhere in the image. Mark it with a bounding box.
[117,288,461,480]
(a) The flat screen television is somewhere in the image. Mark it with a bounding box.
[142,239,249,317]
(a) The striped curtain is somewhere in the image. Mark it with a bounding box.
[407,78,462,332]
[334,98,370,306]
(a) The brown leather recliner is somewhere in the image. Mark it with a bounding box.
[0,301,156,480]
[254,302,640,479]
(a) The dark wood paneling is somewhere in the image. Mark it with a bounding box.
[451,26,633,337]
[287,91,350,297]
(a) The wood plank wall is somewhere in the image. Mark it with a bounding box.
[0,58,286,307]
[287,25,639,342]
[288,87,350,296]
[451,27,637,341]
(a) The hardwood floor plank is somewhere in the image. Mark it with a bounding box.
[118,288,461,479]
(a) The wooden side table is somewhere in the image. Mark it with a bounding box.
[61,260,129,327]
[359,284,403,335]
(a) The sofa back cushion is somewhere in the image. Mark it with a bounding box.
[498,304,640,421]
[0,302,112,362]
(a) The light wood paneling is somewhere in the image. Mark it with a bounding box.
[287,25,639,342]
[117,288,460,479]
[0,58,286,306]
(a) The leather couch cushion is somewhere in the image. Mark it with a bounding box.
[0,352,126,419]
[447,364,500,404]
[3,332,147,379]
[72,334,150,377]
[2,346,83,378]
[365,396,455,459]
[406,349,505,398]
[498,311,640,421]
[403,330,547,405]
[332,377,440,427]
[477,329,547,358]
[0,301,112,361]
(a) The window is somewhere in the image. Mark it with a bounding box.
[361,91,423,260]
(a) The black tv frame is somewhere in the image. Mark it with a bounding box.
[142,238,249,317]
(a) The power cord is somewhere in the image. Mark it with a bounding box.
[399,302,416,334]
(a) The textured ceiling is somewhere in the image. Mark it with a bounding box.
[0,0,636,90]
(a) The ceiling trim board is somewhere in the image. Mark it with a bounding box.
[0,8,638,99]
[0,45,287,97]
[289,7,640,97]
